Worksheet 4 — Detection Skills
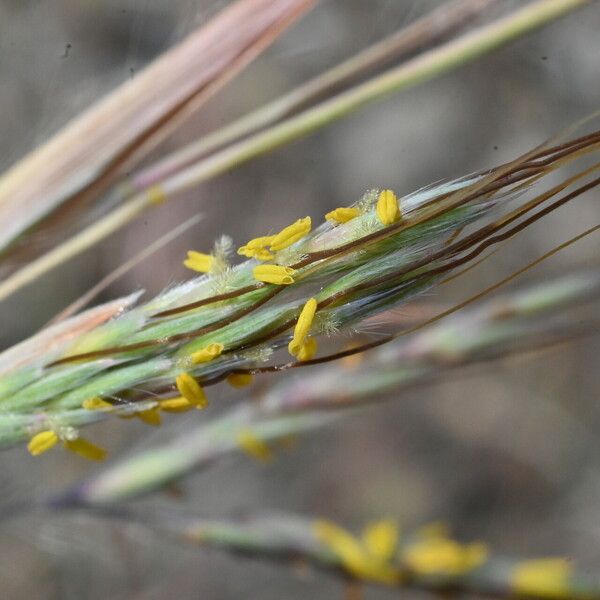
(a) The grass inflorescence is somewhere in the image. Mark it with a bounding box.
[0,129,598,460]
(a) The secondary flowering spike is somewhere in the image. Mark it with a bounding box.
[191,342,224,364]
[297,337,318,362]
[325,207,360,224]
[28,430,59,456]
[376,189,401,225]
[288,298,317,357]
[253,264,296,285]
[269,217,311,251]
[184,250,215,274]
[175,373,208,408]
[227,373,254,388]
[63,437,107,461]
[237,429,273,463]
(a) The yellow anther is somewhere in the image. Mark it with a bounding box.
[28,430,59,456]
[296,337,318,362]
[237,429,273,463]
[226,373,254,388]
[253,264,296,285]
[159,396,194,413]
[183,250,215,274]
[376,189,401,225]
[314,520,400,584]
[403,536,488,576]
[135,407,161,426]
[244,235,276,250]
[237,235,275,261]
[238,245,274,261]
[175,373,208,408]
[362,520,399,562]
[147,184,167,205]
[325,207,360,224]
[191,342,224,364]
[288,298,317,357]
[511,559,572,599]
[269,217,311,251]
[63,437,107,461]
[82,397,112,410]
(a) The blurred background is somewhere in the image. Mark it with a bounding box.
[0,0,599,598]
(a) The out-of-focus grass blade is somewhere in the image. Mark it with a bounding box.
[0,0,316,257]
[133,0,500,190]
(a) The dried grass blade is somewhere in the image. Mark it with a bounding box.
[0,0,316,256]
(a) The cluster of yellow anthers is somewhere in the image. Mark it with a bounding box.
[27,343,254,459]
[314,520,487,585]
[315,519,576,597]
[28,191,403,460]
[184,189,401,280]
[314,519,402,584]
[27,430,106,461]
[239,216,312,263]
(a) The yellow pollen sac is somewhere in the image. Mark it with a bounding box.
[253,264,296,285]
[183,251,215,274]
[159,396,194,413]
[296,337,318,362]
[362,520,399,562]
[237,235,275,261]
[376,189,401,225]
[226,373,254,388]
[147,184,167,205]
[82,397,112,410]
[238,246,274,261]
[325,207,361,224]
[191,342,224,364]
[269,217,311,251]
[314,520,400,584]
[511,558,573,599]
[288,298,318,357]
[63,437,107,461]
[403,536,488,576]
[243,235,276,250]
[28,430,59,456]
[135,407,161,426]
[237,429,273,463]
[252,248,275,261]
[175,373,208,409]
